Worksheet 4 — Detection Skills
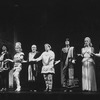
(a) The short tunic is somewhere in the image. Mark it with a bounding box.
[40,50,55,74]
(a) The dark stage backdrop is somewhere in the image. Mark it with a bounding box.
[0,0,100,91]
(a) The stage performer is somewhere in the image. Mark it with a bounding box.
[5,42,24,92]
[28,44,41,92]
[0,45,11,91]
[61,38,76,92]
[32,43,55,92]
[80,37,97,91]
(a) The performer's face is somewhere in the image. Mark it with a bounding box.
[2,46,7,51]
[84,38,90,46]
[45,44,50,51]
[31,46,37,52]
[65,40,70,46]
[15,47,20,53]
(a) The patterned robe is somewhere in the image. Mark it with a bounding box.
[61,46,75,87]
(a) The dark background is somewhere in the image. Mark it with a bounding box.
[0,0,100,91]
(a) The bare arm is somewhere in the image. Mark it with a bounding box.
[4,59,14,62]
[32,54,42,62]
[91,48,100,57]
[0,53,5,61]
[93,53,100,57]
[28,53,32,62]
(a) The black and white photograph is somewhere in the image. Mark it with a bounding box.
[0,0,100,100]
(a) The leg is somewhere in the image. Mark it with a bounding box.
[0,72,4,91]
[61,67,68,92]
[68,66,74,86]
[62,67,68,87]
[48,74,53,92]
[3,71,9,91]
[13,68,21,92]
[43,74,49,92]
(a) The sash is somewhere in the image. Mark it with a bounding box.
[63,47,74,70]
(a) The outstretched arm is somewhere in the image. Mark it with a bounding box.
[91,47,100,57]
[4,59,14,63]
[32,54,42,62]
[93,53,100,57]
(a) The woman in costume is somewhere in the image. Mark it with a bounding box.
[5,42,24,92]
[81,37,97,91]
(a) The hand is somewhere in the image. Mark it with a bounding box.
[22,60,27,63]
[72,60,75,64]
[77,54,82,57]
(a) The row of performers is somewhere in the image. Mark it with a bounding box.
[0,37,99,92]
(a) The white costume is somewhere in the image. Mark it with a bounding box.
[82,47,97,91]
[37,50,55,74]
[13,52,24,91]
[36,49,55,92]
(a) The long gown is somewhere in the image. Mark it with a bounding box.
[82,47,97,91]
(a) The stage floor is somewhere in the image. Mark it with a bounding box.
[0,90,100,100]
